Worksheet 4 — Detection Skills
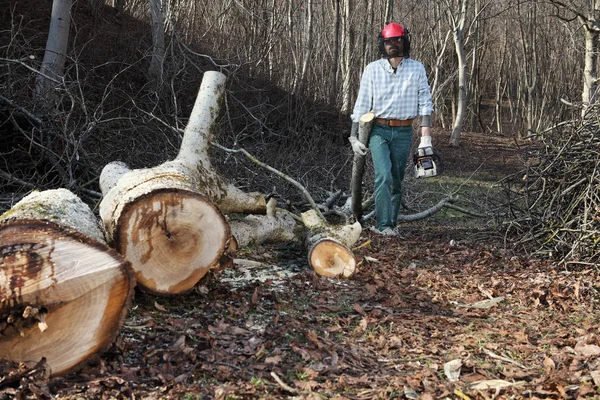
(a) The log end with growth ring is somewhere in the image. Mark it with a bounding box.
[308,239,356,278]
[0,219,134,376]
[115,189,230,295]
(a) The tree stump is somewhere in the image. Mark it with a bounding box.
[99,71,264,295]
[302,210,362,278]
[0,189,134,376]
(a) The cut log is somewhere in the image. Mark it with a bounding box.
[351,112,374,223]
[100,172,230,295]
[99,71,264,295]
[228,198,300,250]
[308,238,356,278]
[0,189,134,376]
[301,210,362,278]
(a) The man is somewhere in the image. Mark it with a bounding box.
[349,22,434,236]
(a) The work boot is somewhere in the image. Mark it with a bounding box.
[369,226,397,236]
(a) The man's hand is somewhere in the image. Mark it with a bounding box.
[349,136,368,156]
[418,135,432,149]
[417,135,433,156]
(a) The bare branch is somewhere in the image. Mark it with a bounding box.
[211,142,326,222]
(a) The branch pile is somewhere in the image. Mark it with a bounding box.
[505,105,600,264]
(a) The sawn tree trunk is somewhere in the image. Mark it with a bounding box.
[99,71,265,295]
[0,189,134,376]
[228,198,300,250]
[302,210,362,278]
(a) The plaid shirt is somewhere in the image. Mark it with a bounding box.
[351,58,433,123]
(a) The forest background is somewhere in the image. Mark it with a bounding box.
[1,0,593,202]
[4,0,599,258]
[2,0,600,399]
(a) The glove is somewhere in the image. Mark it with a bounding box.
[417,135,434,157]
[414,135,437,178]
[349,136,367,156]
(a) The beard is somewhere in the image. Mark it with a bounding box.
[387,46,401,56]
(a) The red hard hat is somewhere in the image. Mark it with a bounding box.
[381,23,406,39]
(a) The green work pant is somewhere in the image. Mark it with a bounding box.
[368,123,413,231]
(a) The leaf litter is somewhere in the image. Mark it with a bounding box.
[2,227,599,399]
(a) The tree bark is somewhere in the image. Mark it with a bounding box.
[340,0,353,113]
[350,112,374,223]
[99,71,265,295]
[448,0,469,147]
[148,0,165,88]
[173,71,266,214]
[0,189,134,376]
[302,209,362,278]
[34,0,72,103]
[329,0,340,105]
[228,198,300,250]
[582,23,598,116]
[99,162,231,295]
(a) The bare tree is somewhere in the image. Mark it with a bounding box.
[329,0,341,105]
[517,0,538,138]
[34,0,72,103]
[36,0,593,145]
[340,0,354,113]
[493,22,509,134]
[298,0,314,92]
[547,0,600,116]
[148,0,165,88]
[385,0,394,23]
[446,0,470,147]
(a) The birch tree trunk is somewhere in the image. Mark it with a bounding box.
[148,0,165,87]
[363,0,375,70]
[384,0,394,23]
[468,0,480,131]
[494,23,508,134]
[517,0,538,139]
[34,0,72,103]
[298,0,313,91]
[448,0,469,147]
[340,0,353,113]
[329,0,341,105]
[547,0,600,117]
[0,189,134,376]
[582,22,599,116]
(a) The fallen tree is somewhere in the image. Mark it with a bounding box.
[228,198,300,250]
[98,70,370,286]
[0,189,134,376]
[212,142,365,277]
[99,71,264,295]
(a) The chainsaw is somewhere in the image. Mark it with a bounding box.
[413,146,444,178]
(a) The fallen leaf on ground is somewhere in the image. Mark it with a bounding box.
[574,343,600,356]
[458,296,505,309]
[468,379,524,390]
[591,370,600,387]
[444,359,462,382]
